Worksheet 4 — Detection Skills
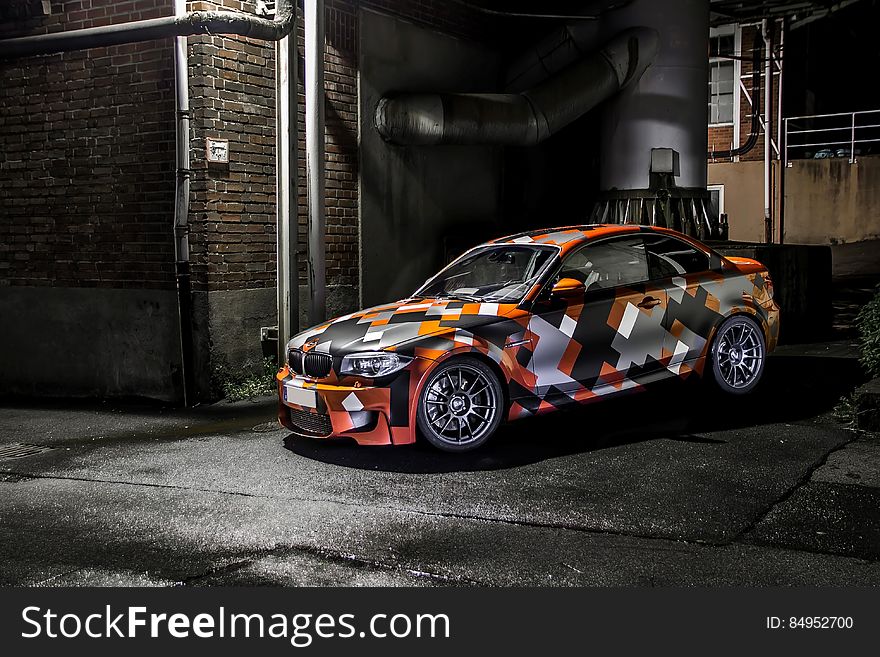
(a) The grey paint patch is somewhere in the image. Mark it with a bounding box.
[0,286,182,402]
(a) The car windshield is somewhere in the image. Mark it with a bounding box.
[415,245,558,303]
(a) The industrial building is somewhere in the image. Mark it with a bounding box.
[1,0,878,403]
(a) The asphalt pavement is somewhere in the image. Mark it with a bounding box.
[1,343,878,586]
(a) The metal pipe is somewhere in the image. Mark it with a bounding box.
[777,19,786,244]
[0,1,295,58]
[375,27,659,147]
[305,0,326,324]
[709,40,762,159]
[763,19,773,244]
[276,20,299,362]
[172,0,194,406]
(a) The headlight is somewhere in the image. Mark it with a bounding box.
[339,352,411,377]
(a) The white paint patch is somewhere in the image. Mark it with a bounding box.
[455,331,474,346]
[315,340,332,354]
[672,277,688,291]
[667,339,689,375]
[478,302,499,316]
[398,303,432,312]
[342,393,364,412]
[617,303,640,339]
[512,236,534,244]
[559,313,577,338]
[362,331,383,343]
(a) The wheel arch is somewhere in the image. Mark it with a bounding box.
[408,348,511,438]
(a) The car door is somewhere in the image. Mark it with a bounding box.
[643,233,717,375]
[526,234,670,398]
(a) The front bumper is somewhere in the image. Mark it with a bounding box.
[276,366,417,446]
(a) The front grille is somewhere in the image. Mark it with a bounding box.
[288,349,332,378]
[287,407,333,437]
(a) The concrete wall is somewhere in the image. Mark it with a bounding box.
[0,287,183,402]
[358,9,503,307]
[783,155,880,244]
[191,287,277,398]
[710,155,880,245]
[708,160,766,243]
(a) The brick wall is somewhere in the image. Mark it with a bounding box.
[185,0,278,293]
[186,0,488,296]
[708,23,781,164]
[0,0,177,290]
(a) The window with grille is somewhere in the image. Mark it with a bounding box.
[708,25,736,126]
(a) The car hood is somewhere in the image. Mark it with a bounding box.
[287,297,521,357]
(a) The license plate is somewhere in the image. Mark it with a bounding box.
[283,383,317,409]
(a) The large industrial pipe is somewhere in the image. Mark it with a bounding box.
[375,27,659,147]
[0,1,294,58]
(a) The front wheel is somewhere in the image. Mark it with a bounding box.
[416,357,504,452]
[709,315,767,394]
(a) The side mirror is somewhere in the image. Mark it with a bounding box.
[550,277,586,300]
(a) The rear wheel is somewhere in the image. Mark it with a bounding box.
[416,357,504,452]
[710,315,766,394]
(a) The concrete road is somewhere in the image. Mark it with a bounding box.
[1,347,878,586]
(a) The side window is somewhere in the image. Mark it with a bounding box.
[559,236,648,291]
[644,235,710,280]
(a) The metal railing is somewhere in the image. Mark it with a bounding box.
[783,109,880,166]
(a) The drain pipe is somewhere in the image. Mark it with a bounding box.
[305,0,326,324]
[376,27,658,146]
[0,2,294,58]
[172,0,194,406]
[763,19,773,244]
[708,42,762,159]
[777,19,786,244]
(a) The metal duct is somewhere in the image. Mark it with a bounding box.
[374,27,659,147]
[0,1,294,58]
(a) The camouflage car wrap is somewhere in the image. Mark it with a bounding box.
[277,225,780,445]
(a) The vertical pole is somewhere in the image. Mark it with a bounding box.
[776,19,785,244]
[173,0,194,405]
[763,19,772,244]
[276,17,299,362]
[305,0,326,325]
[850,112,856,164]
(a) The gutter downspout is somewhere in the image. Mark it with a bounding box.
[375,27,659,147]
[305,0,326,324]
[173,0,194,406]
[763,19,773,244]
[276,19,300,362]
[777,19,785,244]
[708,42,761,159]
[0,2,295,58]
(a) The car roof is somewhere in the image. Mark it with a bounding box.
[489,224,671,253]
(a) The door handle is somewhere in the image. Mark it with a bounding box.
[637,296,661,309]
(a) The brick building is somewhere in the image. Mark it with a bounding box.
[705,2,880,246]
[0,0,493,402]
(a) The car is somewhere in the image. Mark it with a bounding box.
[277,225,780,452]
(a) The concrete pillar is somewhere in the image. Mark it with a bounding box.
[599,0,709,191]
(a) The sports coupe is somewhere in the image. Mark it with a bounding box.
[277,225,779,452]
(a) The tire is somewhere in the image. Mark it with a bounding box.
[416,356,505,452]
[709,315,767,395]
